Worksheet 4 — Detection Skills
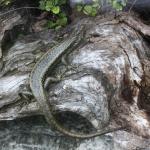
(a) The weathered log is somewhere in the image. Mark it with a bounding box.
[0,11,150,149]
[0,9,29,58]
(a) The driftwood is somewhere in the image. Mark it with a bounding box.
[0,10,150,149]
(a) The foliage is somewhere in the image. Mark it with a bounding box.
[109,0,127,11]
[38,0,100,29]
[47,13,67,29]
[39,0,68,29]
[0,0,127,29]
[75,0,127,16]
[76,1,100,17]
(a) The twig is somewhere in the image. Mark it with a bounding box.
[0,7,40,17]
[119,14,150,37]
[128,0,138,13]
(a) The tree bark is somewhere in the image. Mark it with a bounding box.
[0,10,150,149]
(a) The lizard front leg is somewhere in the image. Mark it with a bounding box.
[18,84,33,105]
[44,77,62,89]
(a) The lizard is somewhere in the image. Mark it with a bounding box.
[30,26,125,138]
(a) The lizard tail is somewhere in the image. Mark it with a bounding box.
[40,88,125,139]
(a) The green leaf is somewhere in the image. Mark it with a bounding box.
[76,5,83,12]
[109,0,127,11]
[83,5,93,15]
[54,0,59,5]
[47,20,56,28]
[45,1,53,11]
[38,0,68,29]
[39,0,46,10]
[92,3,100,8]
[58,12,66,18]
[112,1,123,10]
[82,4,98,16]
[51,6,60,14]
[56,16,67,26]
[55,25,62,30]
[59,0,66,5]
[91,7,97,16]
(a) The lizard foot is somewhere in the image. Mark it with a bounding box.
[44,67,70,89]
[18,84,33,104]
